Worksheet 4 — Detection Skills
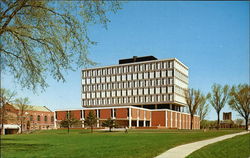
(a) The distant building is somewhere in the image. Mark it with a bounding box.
[223,112,232,120]
[0,103,54,135]
[55,56,200,129]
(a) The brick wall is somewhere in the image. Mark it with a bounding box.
[100,109,111,119]
[116,108,128,119]
[151,111,165,127]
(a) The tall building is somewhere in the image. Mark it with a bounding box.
[55,56,199,129]
[81,56,188,111]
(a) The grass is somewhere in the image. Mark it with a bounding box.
[0,129,244,158]
[186,133,250,158]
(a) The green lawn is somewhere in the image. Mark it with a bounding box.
[0,129,244,158]
[186,133,250,158]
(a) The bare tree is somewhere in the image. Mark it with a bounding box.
[229,84,250,130]
[84,111,97,133]
[185,88,203,130]
[197,94,210,122]
[0,88,16,135]
[208,84,229,129]
[60,111,80,134]
[102,118,118,132]
[15,97,31,133]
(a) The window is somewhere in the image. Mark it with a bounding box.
[101,77,105,83]
[44,116,48,122]
[116,75,121,82]
[133,89,137,95]
[133,73,137,80]
[149,72,154,79]
[30,115,33,121]
[106,76,110,83]
[122,90,126,96]
[51,116,54,122]
[150,88,154,94]
[122,75,126,81]
[128,90,132,96]
[37,115,41,121]
[127,74,132,80]
[144,88,148,95]
[162,71,166,77]
[144,72,148,79]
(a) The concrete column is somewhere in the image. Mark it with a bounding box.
[165,110,168,128]
[170,104,172,110]
[129,107,132,128]
[112,108,115,119]
[180,113,182,129]
[170,111,172,128]
[175,112,177,128]
[136,119,139,127]
[54,112,57,129]
[97,109,99,128]
[143,111,146,127]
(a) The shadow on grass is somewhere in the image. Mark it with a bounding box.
[1,143,53,151]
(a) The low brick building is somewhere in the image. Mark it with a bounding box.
[0,103,54,135]
[55,106,199,129]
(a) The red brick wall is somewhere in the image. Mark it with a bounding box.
[151,111,165,127]
[139,110,144,120]
[177,113,180,129]
[56,111,67,120]
[100,109,111,119]
[84,110,96,118]
[131,109,138,119]
[116,108,128,119]
[145,111,151,120]
[70,110,81,120]
[172,112,176,128]
[167,111,171,128]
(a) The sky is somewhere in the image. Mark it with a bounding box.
[2,1,249,120]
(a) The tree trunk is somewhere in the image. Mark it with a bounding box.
[245,117,248,131]
[190,115,193,130]
[67,126,69,134]
[21,119,23,134]
[217,112,220,130]
[109,127,111,132]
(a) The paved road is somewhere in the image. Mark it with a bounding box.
[155,131,249,158]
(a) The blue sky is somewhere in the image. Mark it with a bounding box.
[2,1,249,120]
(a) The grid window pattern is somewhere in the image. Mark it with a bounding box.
[82,59,188,106]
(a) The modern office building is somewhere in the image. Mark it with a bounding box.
[81,56,188,110]
[55,56,200,129]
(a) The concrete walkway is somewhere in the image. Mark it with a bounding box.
[155,131,249,158]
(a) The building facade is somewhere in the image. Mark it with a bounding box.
[55,106,199,129]
[0,103,54,135]
[55,56,200,129]
[81,56,188,110]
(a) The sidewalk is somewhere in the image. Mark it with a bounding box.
[155,131,249,158]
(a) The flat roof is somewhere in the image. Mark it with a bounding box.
[82,58,188,71]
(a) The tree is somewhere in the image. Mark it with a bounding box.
[15,97,31,133]
[102,118,118,132]
[228,84,250,130]
[60,111,81,134]
[234,119,244,128]
[0,0,122,91]
[184,88,203,130]
[84,111,97,133]
[197,94,210,122]
[208,84,229,129]
[0,88,16,135]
